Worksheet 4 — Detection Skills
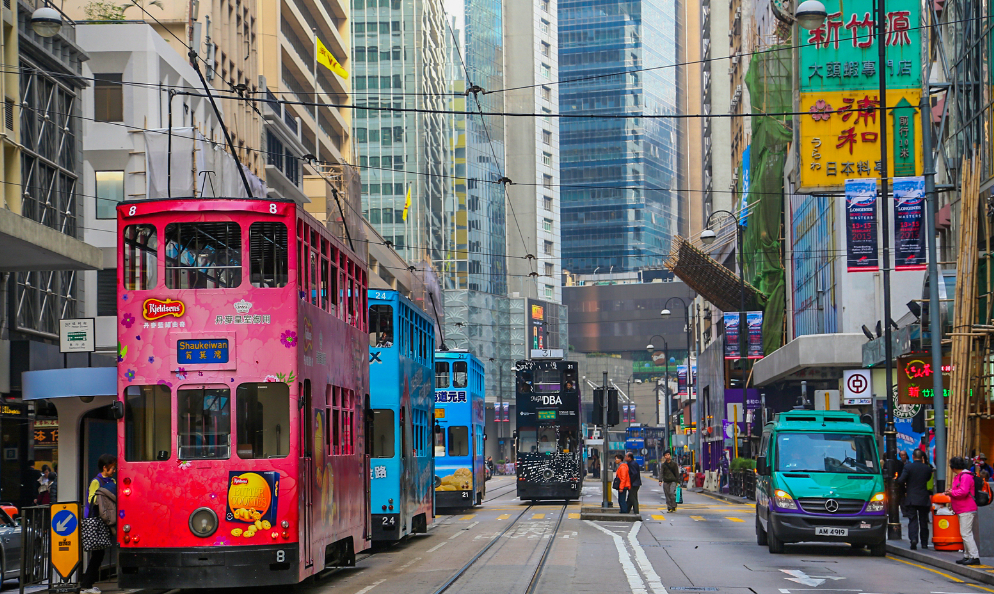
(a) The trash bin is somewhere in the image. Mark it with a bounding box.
[931,493,964,552]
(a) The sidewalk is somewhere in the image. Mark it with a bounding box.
[691,487,752,505]
[886,515,994,586]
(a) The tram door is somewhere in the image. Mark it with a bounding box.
[399,407,409,520]
[300,380,314,567]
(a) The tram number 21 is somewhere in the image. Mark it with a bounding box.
[381,516,396,527]
[461,491,470,499]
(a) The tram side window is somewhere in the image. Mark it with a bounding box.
[124,384,171,461]
[369,304,393,347]
[165,222,241,289]
[447,426,469,457]
[371,409,395,458]
[453,361,468,388]
[122,224,157,290]
[249,222,288,288]
[236,383,290,459]
[178,387,231,459]
[517,428,537,453]
[434,428,446,457]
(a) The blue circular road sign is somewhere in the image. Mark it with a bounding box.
[52,509,77,536]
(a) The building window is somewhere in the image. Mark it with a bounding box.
[543,218,552,232]
[542,129,552,144]
[94,74,123,122]
[543,240,553,255]
[95,171,124,219]
[541,0,549,11]
[540,63,551,78]
[541,86,551,101]
[545,263,554,276]
[97,268,117,317]
[540,19,550,34]
[544,195,553,210]
[544,285,554,298]
[543,174,553,189]
[541,42,551,57]
[542,152,552,166]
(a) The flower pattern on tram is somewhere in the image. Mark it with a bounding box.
[280,330,297,348]
[121,312,136,328]
[124,369,136,382]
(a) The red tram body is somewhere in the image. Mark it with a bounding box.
[114,198,370,588]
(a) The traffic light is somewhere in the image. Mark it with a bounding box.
[592,388,620,426]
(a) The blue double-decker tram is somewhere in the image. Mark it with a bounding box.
[367,290,436,542]
[433,351,486,508]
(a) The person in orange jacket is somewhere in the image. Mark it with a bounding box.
[614,454,631,513]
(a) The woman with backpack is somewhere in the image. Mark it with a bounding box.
[946,456,983,565]
[80,454,117,593]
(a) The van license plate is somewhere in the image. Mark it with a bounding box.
[815,527,848,536]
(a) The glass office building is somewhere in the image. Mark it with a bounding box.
[558,0,681,274]
[352,0,448,264]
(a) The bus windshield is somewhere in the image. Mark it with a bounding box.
[777,433,878,474]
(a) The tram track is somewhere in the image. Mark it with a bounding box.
[430,503,567,594]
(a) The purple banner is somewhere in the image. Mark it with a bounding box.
[747,311,764,359]
[894,176,927,271]
[724,312,741,359]
[677,365,688,395]
[845,178,879,272]
[501,402,509,421]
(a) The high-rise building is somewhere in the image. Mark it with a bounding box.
[504,0,561,304]
[352,0,448,264]
[558,0,682,275]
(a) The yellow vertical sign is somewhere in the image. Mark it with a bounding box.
[50,502,81,582]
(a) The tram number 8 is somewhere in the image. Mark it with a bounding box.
[276,550,285,563]
[381,516,396,527]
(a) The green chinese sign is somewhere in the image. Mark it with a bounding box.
[799,0,921,93]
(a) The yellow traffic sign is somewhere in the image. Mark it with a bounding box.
[50,502,81,581]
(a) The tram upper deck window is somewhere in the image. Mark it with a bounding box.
[122,224,157,290]
[448,426,469,456]
[249,222,288,288]
[236,383,290,458]
[534,368,560,392]
[178,387,231,459]
[369,304,393,347]
[435,362,449,388]
[371,409,395,458]
[453,361,468,388]
[165,222,241,289]
[124,384,171,461]
[518,428,537,453]
[434,428,446,456]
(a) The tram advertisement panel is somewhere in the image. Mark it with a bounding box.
[226,471,280,526]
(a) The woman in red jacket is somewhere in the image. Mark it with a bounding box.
[945,456,980,565]
[614,454,631,513]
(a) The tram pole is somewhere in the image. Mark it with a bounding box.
[601,370,611,508]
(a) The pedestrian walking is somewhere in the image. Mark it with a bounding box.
[81,454,117,594]
[625,453,642,514]
[974,454,993,481]
[659,450,680,512]
[592,456,601,479]
[897,448,933,550]
[37,464,52,505]
[945,456,981,565]
[613,454,630,513]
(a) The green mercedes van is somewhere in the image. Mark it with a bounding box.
[755,410,887,555]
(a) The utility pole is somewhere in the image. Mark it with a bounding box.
[601,370,611,507]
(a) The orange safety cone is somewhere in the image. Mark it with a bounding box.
[931,494,964,551]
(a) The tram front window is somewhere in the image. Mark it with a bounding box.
[124,384,171,461]
[371,409,395,458]
[453,362,468,388]
[435,362,450,388]
[369,304,393,347]
[165,222,241,289]
[236,382,290,459]
[178,387,231,459]
[447,426,469,456]
[537,428,557,454]
[518,428,537,453]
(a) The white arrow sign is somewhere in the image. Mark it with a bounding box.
[780,569,846,587]
[56,515,72,532]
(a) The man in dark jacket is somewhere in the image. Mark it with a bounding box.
[897,448,933,550]
[659,451,681,512]
[625,453,642,514]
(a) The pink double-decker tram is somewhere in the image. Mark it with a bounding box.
[115,197,370,588]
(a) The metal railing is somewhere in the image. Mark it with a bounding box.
[727,470,756,500]
[19,505,51,594]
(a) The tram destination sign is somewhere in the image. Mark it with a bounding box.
[59,318,94,353]
[178,338,230,363]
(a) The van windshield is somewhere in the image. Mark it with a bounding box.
[777,433,878,474]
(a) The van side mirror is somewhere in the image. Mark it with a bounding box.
[756,456,769,476]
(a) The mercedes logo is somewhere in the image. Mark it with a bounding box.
[824,498,840,513]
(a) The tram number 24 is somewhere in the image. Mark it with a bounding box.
[382,516,397,527]
[126,204,281,216]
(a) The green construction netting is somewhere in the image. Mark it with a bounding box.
[742,45,792,357]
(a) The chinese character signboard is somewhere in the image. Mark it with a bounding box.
[798,0,922,192]
[845,178,879,271]
[897,354,952,405]
[893,176,926,270]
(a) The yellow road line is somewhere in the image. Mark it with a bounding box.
[568,513,580,519]
[967,584,994,593]
[531,513,546,520]
[725,516,745,522]
[497,514,510,520]
[459,514,476,520]
[886,555,964,582]
[691,515,706,521]
[651,514,666,521]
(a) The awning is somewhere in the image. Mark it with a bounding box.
[0,209,103,271]
[751,333,866,386]
[664,235,765,313]
[22,367,117,400]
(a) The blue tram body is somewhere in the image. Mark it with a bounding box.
[625,427,646,469]
[367,290,435,541]
[433,351,486,508]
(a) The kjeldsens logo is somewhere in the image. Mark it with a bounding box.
[143,298,185,320]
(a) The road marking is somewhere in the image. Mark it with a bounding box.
[448,531,462,540]
[398,557,421,570]
[532,513,546,519]
[427,541,448,553]
[886,556,964,583]
[651,514,666,521]
[726,516,745,522]
[355,579,386,594]
[586,521,648,594]
[568,513,580,519]
[691,516,706,521]
[967,586,994,593]
[780,569,845,587]
[460,514,476,521]
[628,522,668,594]
[465,521,479,529]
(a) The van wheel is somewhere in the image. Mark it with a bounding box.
[869,541,886,557]
[767,523,785,554]
[755,515,767,546]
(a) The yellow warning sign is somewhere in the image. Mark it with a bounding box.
[50,502,81,581]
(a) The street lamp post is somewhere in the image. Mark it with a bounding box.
[701,210,747,369]
[647,336,669,450]
[662,296,693,462]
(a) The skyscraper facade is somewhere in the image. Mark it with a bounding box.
[558,0,682,275]
[352,0,448,264]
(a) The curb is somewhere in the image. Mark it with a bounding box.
[579,507,642,522]
[885,542,994,586]
[694,488,753,505]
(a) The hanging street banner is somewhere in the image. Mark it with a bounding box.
[845,178,879,271]
[724,312,742,359]
[747,311,764,359]
[797,0,922,192]
[893,176,927,270]
[677,365,688,395]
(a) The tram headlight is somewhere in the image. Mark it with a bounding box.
[188,507,219,538]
